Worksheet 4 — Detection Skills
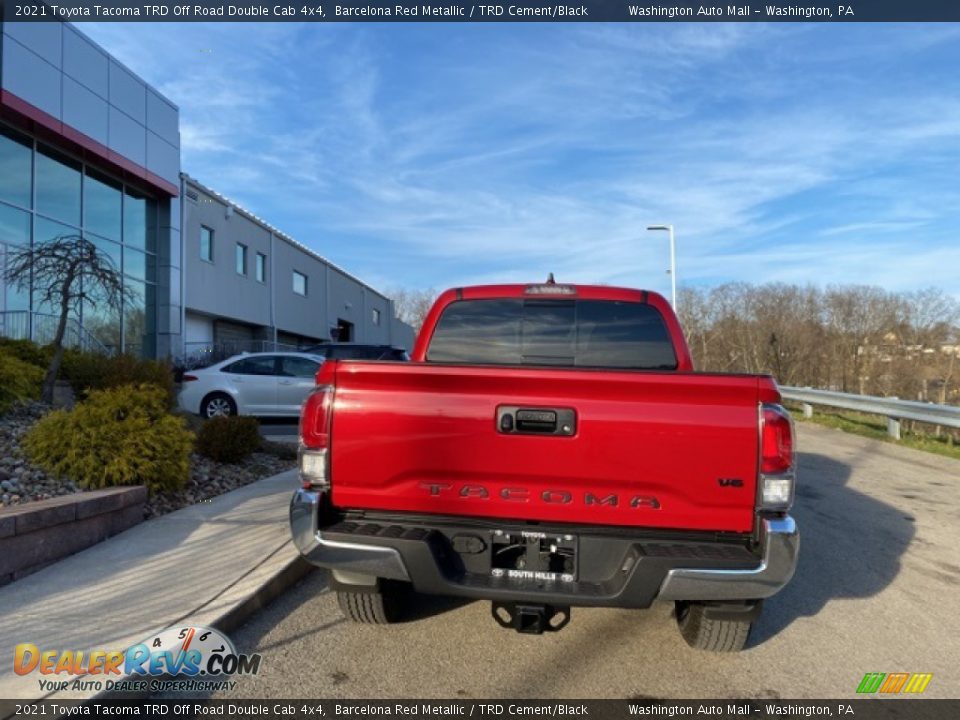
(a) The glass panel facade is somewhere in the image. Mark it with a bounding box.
[0,204,32,315]
[84,169,122,241]
[86,232,122,271]
[123,278,156,358]
[123,187,157,252]
[0,202,31,247]
[32,217,77,319]
[124,246,147,281]
[0,127,32,208]
[83,288,121,354]
[36,145,82,226]
[0,122,160,357]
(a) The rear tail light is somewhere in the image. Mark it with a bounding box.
[299,386,333,489]
[759,404,795,510]
[761,404,793,474]
[300,386,333,450]
[182,374,199,382]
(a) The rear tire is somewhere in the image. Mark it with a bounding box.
[337,584,404,624]
[201,392,236,418]
[676,602,753,652]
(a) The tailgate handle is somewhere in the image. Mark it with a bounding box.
[497,407,576,436]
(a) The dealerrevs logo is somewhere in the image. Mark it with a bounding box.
[14,625,261,693]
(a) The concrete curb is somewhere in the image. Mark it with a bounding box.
[0,468,307,708]
[89,551,314,704]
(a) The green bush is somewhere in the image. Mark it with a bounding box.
[60,350,176,408]
[0,338,50,368]
[22,384,193,493]
[196,416,262,463]
[0,351,44,413]
[260,439,298,461]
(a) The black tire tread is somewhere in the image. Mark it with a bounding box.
[677,604,752,652]
[337,589,394,624]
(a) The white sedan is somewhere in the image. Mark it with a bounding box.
[178,352,326,418]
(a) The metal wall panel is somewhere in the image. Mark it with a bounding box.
[3,22,61,67]
[146,130,179,185]
[62,26,108,98]
[2,38,61,118]
[108,105,146,166]
[108,60,146,123]
[63,76,108,146]
[147,89,179,146]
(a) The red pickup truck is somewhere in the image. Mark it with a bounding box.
[290,281,799,651]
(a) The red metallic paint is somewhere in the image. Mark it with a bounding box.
[306,285,782,533]
[324,362,771,532]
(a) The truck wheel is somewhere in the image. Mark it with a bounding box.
[337,584,403,624]
[675,602,752,652]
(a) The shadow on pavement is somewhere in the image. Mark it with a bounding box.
[400,590,474,622]
[752,450,915,645]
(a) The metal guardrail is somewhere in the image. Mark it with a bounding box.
[780,386,960,439]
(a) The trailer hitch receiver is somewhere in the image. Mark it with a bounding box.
[491,602,571,634]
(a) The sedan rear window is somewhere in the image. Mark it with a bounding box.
[426,299,677,370]
[280,356,321,378]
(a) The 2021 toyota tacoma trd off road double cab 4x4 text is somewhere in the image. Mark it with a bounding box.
[290,281,799,651]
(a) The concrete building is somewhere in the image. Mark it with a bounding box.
[0,19,413,360]
[181,175,414,358]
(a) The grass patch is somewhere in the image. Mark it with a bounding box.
[784,402,960,462]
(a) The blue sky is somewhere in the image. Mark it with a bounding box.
[82,22,960,299]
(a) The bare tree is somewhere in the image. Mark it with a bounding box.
[677,281,958,410]
[3,234,129,403]
[389,287,438,333]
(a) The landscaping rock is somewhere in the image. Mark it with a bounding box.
[0,400,295,518]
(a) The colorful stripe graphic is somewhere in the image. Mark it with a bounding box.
[857,672,933,694]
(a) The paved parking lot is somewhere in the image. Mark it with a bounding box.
[212,424,960,698]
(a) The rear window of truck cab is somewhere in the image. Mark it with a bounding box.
[426,298,678,370]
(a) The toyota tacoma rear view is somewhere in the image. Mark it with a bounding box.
[290,281,799,651]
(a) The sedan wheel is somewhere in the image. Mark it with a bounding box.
[203,394,236,418]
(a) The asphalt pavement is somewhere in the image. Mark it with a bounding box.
[210,423,960,699]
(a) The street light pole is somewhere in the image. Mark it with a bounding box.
[646,224,676,310]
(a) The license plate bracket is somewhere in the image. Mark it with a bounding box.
[490,529,577,582]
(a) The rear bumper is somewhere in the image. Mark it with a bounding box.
[290,489,798,607]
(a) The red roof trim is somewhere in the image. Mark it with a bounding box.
[0,89,179,198]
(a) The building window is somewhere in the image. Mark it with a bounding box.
[0,122,158,358]
[293,270,308,296]
[236,243,247,275]
[372,308,381,326]
[200,226,214,262]
[256,252,266,283]
[84,168,122,241]
[36,144,82,226]
[0,126,33,208]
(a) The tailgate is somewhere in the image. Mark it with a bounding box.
[329,363,762,533]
